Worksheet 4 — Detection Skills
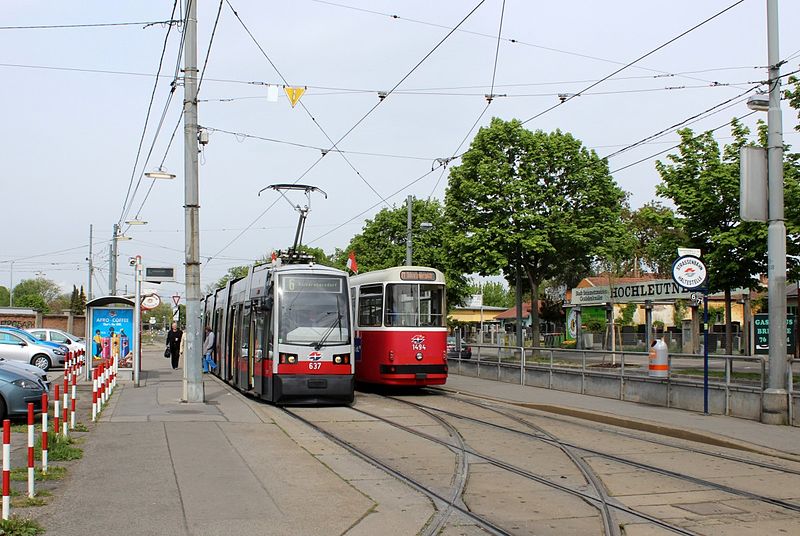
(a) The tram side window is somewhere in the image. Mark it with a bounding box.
[385,284,419,327]
[419,284,445,327]
[358,284,383,327]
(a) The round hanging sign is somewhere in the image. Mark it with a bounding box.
[672,255,707,290]
[141,294,162,311]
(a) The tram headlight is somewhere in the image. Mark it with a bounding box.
[415,352,423,361]
[279,353,298,364]
[333,354,350,364]
[334,355,342,364]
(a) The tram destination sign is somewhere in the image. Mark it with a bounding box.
[571,279,693,305]
[281,276,342,293]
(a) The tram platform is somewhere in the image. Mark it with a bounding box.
[442,374,800,460]
[33,347,427,536]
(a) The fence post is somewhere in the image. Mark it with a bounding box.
[548,349,553,389]
[620,352,626,401]
[725,357,732,416]
[581,350,586,395]
[520,348,525,386]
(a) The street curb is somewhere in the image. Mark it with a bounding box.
[433,386,800,464]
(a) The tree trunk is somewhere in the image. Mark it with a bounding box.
[725,288,733,354]
[527,272,540,352]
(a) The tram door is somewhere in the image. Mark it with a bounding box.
[252,308,272,399]
[227,305,239,383]
[239,306,251,390]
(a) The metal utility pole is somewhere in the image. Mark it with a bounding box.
[405,195,413,265]
[87,225,94,301]
[762,0,788,424]
[133,256,142,387]
[182,0,203,403]
[8,261,13,307]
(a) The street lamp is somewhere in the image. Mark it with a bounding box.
[405,195,434,266]
[124,219,148,226]
[144,170,176,180]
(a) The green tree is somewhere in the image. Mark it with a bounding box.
[466,281,513,308]
[143,302,174,330]
[339,197,469,307]
[208,265,251,294]
[624,201,687,276]
[78,286,87,311]
[13,278,62,313]
[445,118,628,346]
[656,120,771,353]
[0,286,9,307]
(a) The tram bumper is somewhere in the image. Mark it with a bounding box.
[274,374,355,405]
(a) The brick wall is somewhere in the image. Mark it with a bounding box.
[0,311,86,334]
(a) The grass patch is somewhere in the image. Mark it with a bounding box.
[11,494,48,508]
[72,423,89,433]
[0,516,45,535]
[11,466,66,482]
[34,434,82,462]
[10,424,40,435]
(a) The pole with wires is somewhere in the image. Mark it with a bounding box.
[183,0,203,403]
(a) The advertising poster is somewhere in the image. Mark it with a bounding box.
[90,307,135,369]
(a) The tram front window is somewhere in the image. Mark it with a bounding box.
[278,275,350,346]
[385,283,445,327]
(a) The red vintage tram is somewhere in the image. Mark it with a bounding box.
[202,255,355,405]
[349,266,448,386]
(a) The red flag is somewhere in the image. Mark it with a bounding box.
[346,251,358,274]
[271,251,277,263]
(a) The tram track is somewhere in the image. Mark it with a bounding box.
[430,388,800,476]
[389,393,800,515]
[280,407,511,536]
[354,397,700,536]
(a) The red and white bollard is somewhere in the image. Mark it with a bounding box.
[70,374,77,429]
[91,368,98,422]
[41,393,48,475]
[27,403,34,498]
[62,378,69,437]
[54,385,61,437]
[2,419,10,520]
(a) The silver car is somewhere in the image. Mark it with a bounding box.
[0,358,49,391]
[0,330,63,371]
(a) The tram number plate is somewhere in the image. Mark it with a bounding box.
[308,362,322,370]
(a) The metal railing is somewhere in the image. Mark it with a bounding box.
[453,344,769,418]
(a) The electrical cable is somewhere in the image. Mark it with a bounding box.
[519,0,745,126]
[488,0,506,98]
[116,0,180,226]
[306,0,744,88]
[224,0,390,208]
[609,110,758,175]
[0,20,179,30]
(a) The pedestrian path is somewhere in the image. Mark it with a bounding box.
[443,374,800,459]
[33,348,426,536]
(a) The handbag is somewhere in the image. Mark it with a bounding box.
[164,347,171,358]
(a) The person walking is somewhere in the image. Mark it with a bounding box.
[166,322,183,370]
[202,326,217,373]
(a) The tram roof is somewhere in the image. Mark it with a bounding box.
[349,266,445,286]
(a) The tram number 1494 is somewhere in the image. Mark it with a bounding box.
[308,362,322,370]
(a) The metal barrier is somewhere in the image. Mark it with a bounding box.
[456,345,771,420]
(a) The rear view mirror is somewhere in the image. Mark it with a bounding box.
[18,341,27,347]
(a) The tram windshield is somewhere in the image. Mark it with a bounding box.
[278,274,351,346]
[384,283,445,327]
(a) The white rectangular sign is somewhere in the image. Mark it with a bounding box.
[571,279,693,305]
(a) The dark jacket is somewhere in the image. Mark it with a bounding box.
[166,328,183,351]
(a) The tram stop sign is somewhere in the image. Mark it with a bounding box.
[672,255,707,291]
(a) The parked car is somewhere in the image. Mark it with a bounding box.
[0,328,65,370]
[0,365,46,419]
[27,328,85,355]
[446,336,472,359]
[0,358,50,391]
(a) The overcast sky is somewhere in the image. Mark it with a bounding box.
[2,0,800,302]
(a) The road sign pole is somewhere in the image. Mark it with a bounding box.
[703,290,709,415]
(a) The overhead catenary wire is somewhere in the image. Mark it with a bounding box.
[519,0,746,127]
[203,0,488,268]
[306,0,745,88]
[116,0,180,227]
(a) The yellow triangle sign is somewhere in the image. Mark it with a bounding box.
[284,86,306,108]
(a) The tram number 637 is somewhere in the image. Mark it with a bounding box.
[308,362,322,370]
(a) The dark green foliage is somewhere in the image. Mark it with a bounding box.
[339,197,469,307]
[445,118,628,345]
